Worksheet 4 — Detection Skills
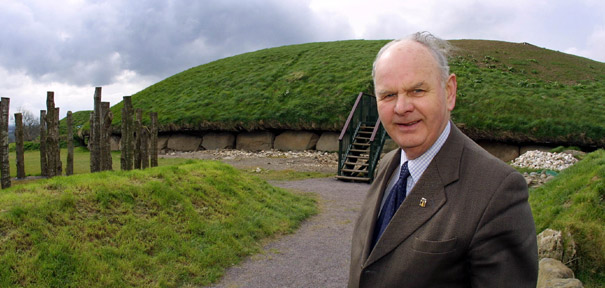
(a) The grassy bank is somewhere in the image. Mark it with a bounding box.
[530,149,605,287]
[0,161,317,287]
[99,39,605,147]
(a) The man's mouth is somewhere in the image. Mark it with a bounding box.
[400,120,420,126]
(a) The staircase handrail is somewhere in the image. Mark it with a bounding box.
[339,92,364,141]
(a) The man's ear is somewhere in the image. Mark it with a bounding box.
[445,74,457,111]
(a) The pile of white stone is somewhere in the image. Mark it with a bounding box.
[511,150,578,171]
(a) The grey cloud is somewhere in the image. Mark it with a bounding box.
[0,0,353,86]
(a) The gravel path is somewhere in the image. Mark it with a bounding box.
[206,177,369,288]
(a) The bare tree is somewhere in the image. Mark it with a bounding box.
[11,107,40,141]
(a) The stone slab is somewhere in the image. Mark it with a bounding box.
[274,131,319,151]
[166,134,202,151]
[236,131,275,151]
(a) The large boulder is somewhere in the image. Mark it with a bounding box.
[382,138,399,154]
[202,132,235,150]
[166,134,202,151]
[236,131,275,151]
[537,229,578,270]
[538,229,564,260]
[110,135,121,151]
[274,131,319,151]
[477,141,520,162]
[316,132,340,152]
[157,136,169,150]
[537,258,583,288]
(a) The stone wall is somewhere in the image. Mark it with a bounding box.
[111,130,557,162]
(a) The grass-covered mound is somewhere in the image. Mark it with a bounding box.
[104,39,605,147]
[0,161,317,287]
[530,149,605,287]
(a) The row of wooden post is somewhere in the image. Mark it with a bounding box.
[0,88,159,189]
[89,88,158,172]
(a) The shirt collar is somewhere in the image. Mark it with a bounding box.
[400,121,451,184]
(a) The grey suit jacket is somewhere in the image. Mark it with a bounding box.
[348,124,538,288]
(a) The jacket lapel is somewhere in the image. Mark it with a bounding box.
[364,123,464,266]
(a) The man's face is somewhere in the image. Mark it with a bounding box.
[374,41,456,159]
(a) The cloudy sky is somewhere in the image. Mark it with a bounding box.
[2,0,604,123]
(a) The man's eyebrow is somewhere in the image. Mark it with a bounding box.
[411,81,425,89]
[376,89,392,95]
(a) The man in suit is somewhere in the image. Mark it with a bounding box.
[348,32,538,287]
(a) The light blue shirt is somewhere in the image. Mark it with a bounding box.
[379,122,451,211]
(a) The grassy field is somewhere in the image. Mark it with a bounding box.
[0,160,317,287]
[91,39,605,148]
[8,147,189,179]
[530,149,605,287]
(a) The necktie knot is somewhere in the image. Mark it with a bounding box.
[399,161,410,182]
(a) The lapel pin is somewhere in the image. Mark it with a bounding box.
[419,197,427,207]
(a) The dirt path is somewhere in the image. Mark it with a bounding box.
[206,177,369,288]
[161,150,368,287]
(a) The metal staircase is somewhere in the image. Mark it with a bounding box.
[336,92,387,183]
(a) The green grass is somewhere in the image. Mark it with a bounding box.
[8,147,189,179]
[529,149,605,287]
[91,39,605,148]
[0,160,317,287]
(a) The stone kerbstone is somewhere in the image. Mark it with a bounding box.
[166,134,202,151]
[110,135,121,151]
[477,141,520,162]
[157,136,169,150]
[382,138,399,154]
[202,132,235,150]
[538,229,564,260]
[236,131,275,151]
[541,278,583,288]
[537,258,581,288]
[316,132,339,152]
[274,131,319,151]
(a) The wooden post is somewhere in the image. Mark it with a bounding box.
[15,113,26,179]
[120,96,134,170]
[40,110,47,177]
[134,108,142,169]
[101,102,113,171]
[45,92,60,178]
[0,98,10,188]
[55,107,62,176]
[90,87,102,172]
[150,112,158,167]
[141,127,149,169]
[66,111,74,176]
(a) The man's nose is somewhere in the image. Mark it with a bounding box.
[394,94,413,115]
